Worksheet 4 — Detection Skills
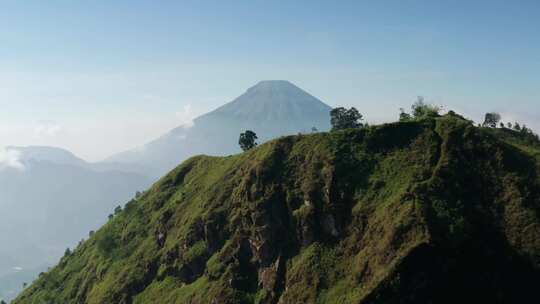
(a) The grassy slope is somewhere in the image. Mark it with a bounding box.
[14,115,540,304]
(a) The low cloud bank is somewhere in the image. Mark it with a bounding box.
[175,104,195,129]
[0,147,25,170]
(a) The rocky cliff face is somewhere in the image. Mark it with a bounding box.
[15,115,540,303]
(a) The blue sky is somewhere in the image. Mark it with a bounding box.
[1,0,539,160]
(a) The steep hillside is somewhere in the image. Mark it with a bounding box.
[15,115,540,304]
[105,80,332,177]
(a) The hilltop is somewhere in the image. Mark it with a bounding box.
[15,114,540,303]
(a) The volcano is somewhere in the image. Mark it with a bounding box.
[105,80,332,177]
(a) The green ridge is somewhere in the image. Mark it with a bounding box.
[14,115,540,304]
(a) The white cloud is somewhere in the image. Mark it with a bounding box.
[34,121,62,137]
[175,104,195,129]
[0,146,25,170]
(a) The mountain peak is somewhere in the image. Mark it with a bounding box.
[248,80,296,90]
[209,80,331,121]
[246,80,313,95]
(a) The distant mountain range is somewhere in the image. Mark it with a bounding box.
[106,80,332,177]
[0,146,152,301]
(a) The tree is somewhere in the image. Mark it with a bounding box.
[513,122,521,131]
[482,112,501,128]
[311,127,318,133]
[97,233,116,255]
[399,97,440,122]
[399,108,412,122]
[1,300,7,304]
[64,247,72,257]
[521,125,529,134]
[108,214,114,220]
[239,130,258,151]
[330,107,363,130]
[411,96,440,119]
[114,205,122,215]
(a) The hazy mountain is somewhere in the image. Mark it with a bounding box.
[7,146,87,167]
[106,80,332,177]
[5,146,151,175]
[0,147,152,302]
[16,114,540,303]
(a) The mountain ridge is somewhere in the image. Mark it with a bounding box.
[15,114,540,303]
